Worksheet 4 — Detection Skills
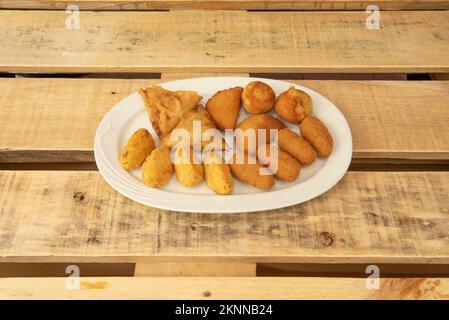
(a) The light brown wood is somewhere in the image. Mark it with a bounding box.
[1,276,449,299]
[1,10,449,73]
[1,170,448,264]
[134,263,256,276]
[1,78,449,162]
[2,0,449,10]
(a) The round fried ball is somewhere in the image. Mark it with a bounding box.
[242,81,276,114]
[274,86,312,123]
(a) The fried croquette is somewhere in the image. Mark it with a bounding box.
[206,87,243,130]
[173,145,204,187]
[257,144,301,182]
[203,151,233,195]
[230,151,275,190]
[141,145,174,188]
[119,128,155,171]
[235,114,285,154]
[300,116,333,158]
[275,86,312,123]
[277,128,317,166]
[242,81,276,114]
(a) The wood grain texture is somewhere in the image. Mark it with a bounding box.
[0,170,448,263]
[134,263,257,276]
[1,277,449,299]
[2,0,449,10]
[1,78,449,162]
[1,10,449,73]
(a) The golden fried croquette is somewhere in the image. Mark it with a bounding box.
[242,81,276,114]
[274,86,312,123]
[206,87,243,130]
[172,145,204,187]
[257,144,301,182]
[277,128,317,166]
[230,151,275,190]
[139,86,202,138]
[300,116,333,158]
[119,128,155,171]
[141,145,174,188]
[203,151,233,195]
[235,114,285,154]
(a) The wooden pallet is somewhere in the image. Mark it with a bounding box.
[0,0,449,299]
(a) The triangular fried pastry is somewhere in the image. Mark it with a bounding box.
[161,106,220,150]
[206,87,243,130]
[139,86,202,138]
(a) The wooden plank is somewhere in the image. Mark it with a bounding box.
[1,78,449,162]
[1,10,449,74]
[1,276,449,299]
[2,0,449,10]
[0,170,448,263]
[134,263,257,276]
[160,72,249,80]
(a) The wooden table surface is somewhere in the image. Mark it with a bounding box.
[0,0,448,299]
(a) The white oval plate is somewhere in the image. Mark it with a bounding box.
[94,77,352,213]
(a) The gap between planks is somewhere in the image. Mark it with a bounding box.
[2,262,449,277]
[1,161,449,171]
[2,0,449,11]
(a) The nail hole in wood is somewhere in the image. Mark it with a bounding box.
[73,191,85,203]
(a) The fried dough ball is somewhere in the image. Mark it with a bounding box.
[203,151,233,195]
[230,151,275,190]
[206,87,243,130]
[173,145,204,187]
[274,86,312,123]
[300,116,333,158]
[141,145,174,188]
[235,114,285,154]
[242,81,276,114]
[257,144,301,182]
[277,128,317,166]
[119,128,155,171]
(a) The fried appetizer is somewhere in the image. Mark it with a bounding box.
[161,106,222,150]
[274,86,312,123]
[257,144,301,182]
[141,145,174,188]
[230,151,275,190]
[235,114,285,154]
[203,151,233,195]
[242,81,276,114]
[119,128,155,170]
[277,128,317,166]
[139,86,202,138]
[300,116,333,158]
[206,87,243,130]
[173,145,204,187]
